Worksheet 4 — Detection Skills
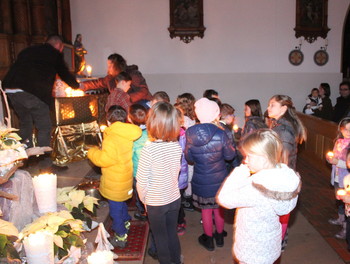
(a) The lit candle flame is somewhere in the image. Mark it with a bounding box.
[100,125,107,132]
[233,124,239,133]
[327,151,334,158]
[86,65,92,77]
[337,189,347,196]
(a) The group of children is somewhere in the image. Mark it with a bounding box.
[87,85,307,264]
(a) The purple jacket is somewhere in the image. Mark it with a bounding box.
[178,127,189,190]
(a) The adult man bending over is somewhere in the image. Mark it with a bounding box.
[3,35,79,148]
[80,53,152,104]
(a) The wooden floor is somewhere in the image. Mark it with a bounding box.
[297,156,350,263]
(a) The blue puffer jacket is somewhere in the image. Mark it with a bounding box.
[185,123,236,198]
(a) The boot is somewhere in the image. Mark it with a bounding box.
[329,213,345,226]
[335,222,347,239]
[198,234,214,251]
[213,231,224,247]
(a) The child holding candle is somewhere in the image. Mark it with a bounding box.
[326,117,350,239]
[185,98,236,251]
[136,102,183,264]
[217,129,301,264]
[88,105,142,248]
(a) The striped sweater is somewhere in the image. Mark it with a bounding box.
[136,140,182,206]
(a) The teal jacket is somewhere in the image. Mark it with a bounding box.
[132,128,149,177]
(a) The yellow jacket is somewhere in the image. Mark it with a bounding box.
[87,122,142,201]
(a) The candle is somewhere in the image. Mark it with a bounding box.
[86,65,92,77]
[32,173,57,214]
[327,151,334,159]
[87,250,114,264]
[23,231,54,264]
[233,124,239,133]
[100,125,107,132]
[337,189,347,196]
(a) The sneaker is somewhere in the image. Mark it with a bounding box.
[147,248,158,260]
[124,220,131,230]
[177,223,186,236]
[134,212,148,221]
[183,198,195,212]
[328,217,344,226]
[110,233,128,248]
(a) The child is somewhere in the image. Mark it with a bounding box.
[303,88,323,115]
[326,117,350,239]
[136,102,183,264]
[219,103,240,171]
[105,72,132,113]
[87,105,141,248]
[176,108,189,235]
[242,99,267,137]
[267,95,306,247]
[175,93,196,212]
[151,91,170,106]
[185,97,236,251]
[217,129,301,264]
[128,104,149,221]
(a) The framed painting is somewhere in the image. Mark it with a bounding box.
[294,0,330,43]
[62,43,75,73]
[168,0,206,43]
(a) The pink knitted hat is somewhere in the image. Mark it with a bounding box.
[195,97,220,124]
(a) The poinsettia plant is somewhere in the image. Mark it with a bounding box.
[0,219,20,262]
[57,187,99,229]
[18,211,85,260]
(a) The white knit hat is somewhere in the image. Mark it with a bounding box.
[195,97,220,123]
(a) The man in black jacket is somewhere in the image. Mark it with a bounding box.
[3,35,79,148]
[333,81,350,123]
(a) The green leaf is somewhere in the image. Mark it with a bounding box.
[0,235,7,252]
[56,230,68,238]
[86,217,92,229]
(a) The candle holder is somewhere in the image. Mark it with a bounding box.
[87,250,114,264]
[32,173,57,214]
[23,231,54,264]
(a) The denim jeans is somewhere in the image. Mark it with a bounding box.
[147,198,181,264]
[7,91,52,147]
[108,200,131,236]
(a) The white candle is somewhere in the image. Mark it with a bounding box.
[87,250,114,264]
[32,173,57,213]
[86,65,92,77]
[23,231,54,264]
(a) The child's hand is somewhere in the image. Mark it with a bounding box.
[326,157,339,165]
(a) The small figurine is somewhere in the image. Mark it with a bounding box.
[74,34,87,77]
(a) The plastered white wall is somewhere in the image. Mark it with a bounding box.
[70,0,349,125]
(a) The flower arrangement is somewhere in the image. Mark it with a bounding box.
[18,211,85,260]
[57,187,99,230]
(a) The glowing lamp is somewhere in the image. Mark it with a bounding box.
[86,65,92,77]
